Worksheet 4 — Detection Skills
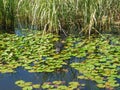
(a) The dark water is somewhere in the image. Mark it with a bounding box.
[0,56,101,90]
[0,56,120,90]
[0,66,99,90]
[0,57,117,90]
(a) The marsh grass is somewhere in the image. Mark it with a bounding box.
[0,0,119,35]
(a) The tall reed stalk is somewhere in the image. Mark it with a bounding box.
[0,0,15,33]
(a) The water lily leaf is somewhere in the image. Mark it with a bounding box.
[53,81,62,85]
[15,80,25,87]
[77,76,86,79]
[94,63,101,67]
[32,84,40,88]
[24,66,32,70]
[24,82,32,86]
[97,84,105,88]
[52,37,59,41]
[69,82,80,87]
[99,58,106,63]
[22,86,33,90]
[109,83,119,87]
[57,85,68,89]
[42,83,53,89]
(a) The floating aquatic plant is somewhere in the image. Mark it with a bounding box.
[71,35,120,89]
[15,80,40,90]
[1,33,120,89]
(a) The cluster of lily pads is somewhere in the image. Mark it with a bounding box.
[15,80,84,90]
[15,80,40,90]
[71,34,120,89]
[0,32,120,89]
[0,32,83,73]
[0,32,63,73]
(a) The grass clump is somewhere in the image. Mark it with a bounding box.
[0,0,119,35]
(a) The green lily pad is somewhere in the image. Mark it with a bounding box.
[77,76,86,79]
[97,84,105,88]
[22,86,33,90]
[53,81,62,85]
[15,80,25,87]
[32,84,40,88]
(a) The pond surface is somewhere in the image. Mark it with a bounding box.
[0,57,120,90]
[0,31,120,90]
[0,57,103,90]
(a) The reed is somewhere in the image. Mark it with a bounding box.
[0,0,15,33]
[0,0,119,35]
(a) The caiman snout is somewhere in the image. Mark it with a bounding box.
[55,41,64,54]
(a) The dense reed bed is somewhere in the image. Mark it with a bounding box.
[0,0,119,35]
